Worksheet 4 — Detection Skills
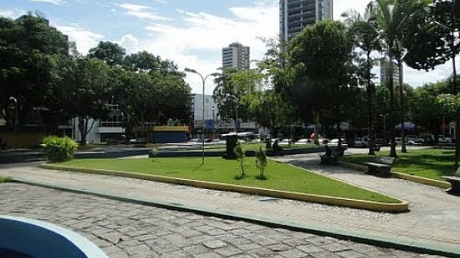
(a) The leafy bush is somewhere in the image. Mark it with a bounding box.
[233,142,246,178]
[42,136,78,162]
[255,146,267,179]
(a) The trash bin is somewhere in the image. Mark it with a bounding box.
[223,134,238,159]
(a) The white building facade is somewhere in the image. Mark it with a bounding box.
[190,94,257,134]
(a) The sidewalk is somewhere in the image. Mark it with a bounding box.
[0,154,459,256]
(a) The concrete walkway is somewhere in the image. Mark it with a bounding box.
[0,153,459,256]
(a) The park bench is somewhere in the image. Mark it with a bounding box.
[442,167,460,196]
[362,156,396,178]
[372,144,381,151]
[320,148,341,165]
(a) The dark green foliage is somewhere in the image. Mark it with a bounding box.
[42,136,78,162]
[0,13,70,125]
[403,0,460,71]
[88,41,126,67]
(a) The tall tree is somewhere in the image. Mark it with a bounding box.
[343,5,381,155]
[287,20,356,146]
[369,0,430,156]
[57,57,112,145]
[88,41,126,67]
[213,67,243,131]
[403,0,460,164]
[0,13,70,126]
[254,37,294,138]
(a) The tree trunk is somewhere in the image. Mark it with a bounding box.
[450,0,459,166]
[388,56,397,158]
[314,112,320,145]
[78,116,87,146]
[367,53,375,155]
[398,60,407,153]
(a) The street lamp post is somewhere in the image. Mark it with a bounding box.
[185,68,214,165]
[211,106,215,138]
[9,97,18,133]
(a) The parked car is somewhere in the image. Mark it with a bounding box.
[328,138,348,150]
[279,139,291,145]
[353,137,369,147]
[438,135,453,143]
[295,138,311,144]
[405,135,424,145]
[188,138,202,144]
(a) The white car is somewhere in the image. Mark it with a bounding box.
[279,139,291,145]
[405,135,424,145]
[354,137,369,147]
[295,138,311,144]
[438,135,453,143]
[327,138,348,150]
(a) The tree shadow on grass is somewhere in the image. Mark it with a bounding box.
[192,163,204,171]
[234,174,247,180]
[255,175,268,180]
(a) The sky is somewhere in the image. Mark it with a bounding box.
[0,0,457,95]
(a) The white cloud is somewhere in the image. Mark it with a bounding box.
[27,0,66,5]
[119,3,170,21]
[0,9,26,19]
[134,2,278,94]
[334,0,370,20]
[153,0,167,4]
[67,0,455,93]
[55,24,104,54]
[117,34,139,54]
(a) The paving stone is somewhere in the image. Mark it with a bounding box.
[214,246,243,256]
[182,244,210,255]
[194,253,223,258]
[203,239,227,249]
[266,243,291,252]
[0,183,446,258]
[278,248,309,258]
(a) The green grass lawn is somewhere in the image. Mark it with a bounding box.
[0,177,11,183]
[61,157,399,203]
[341,148,457,180]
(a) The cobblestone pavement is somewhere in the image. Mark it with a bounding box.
[0,183,447,258]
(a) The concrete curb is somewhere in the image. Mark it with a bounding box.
[10,178,460,258]
[40,163,408,213]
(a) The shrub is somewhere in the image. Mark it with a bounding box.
[233,142,246,177]
[42,136,78,162]
[255,146,267,179]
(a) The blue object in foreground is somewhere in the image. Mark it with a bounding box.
[0,215,108,258]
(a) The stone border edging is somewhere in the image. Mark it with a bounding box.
[339,161,450,189]
[40,163,408,213]
[0,215,108,258]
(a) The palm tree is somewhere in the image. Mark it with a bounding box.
[369,0,430,157]
[343,5,381,155]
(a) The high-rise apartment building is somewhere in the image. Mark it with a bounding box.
[222,42,250,70]
[280,0,333,42]
[380,58,402,86]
